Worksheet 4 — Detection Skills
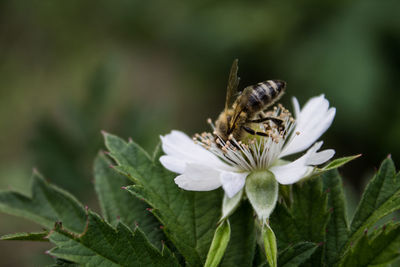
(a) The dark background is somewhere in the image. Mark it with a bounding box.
[1,0,400,265]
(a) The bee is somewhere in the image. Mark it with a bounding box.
[214,59,286,142]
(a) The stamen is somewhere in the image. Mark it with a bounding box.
[192,103,295,171]
[207,118,216,130]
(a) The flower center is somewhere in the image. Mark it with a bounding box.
[193,104,295,171]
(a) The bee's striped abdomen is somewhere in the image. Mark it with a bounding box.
[246,80,286,113]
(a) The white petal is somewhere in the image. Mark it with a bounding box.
[280,95,335,157]
[174,163,222,191]
[271,142,327,185]
[297,95,329,126]
[270,160,312,185]
[307,149,335,165]
[220,171,248,198]
[159,155,186,173]
[160,130,231,172]
[161,130,213,161]
[292,97,300,119]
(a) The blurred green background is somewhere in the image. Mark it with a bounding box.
[1,0,400,265]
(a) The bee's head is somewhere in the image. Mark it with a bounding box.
[214,109,235,142]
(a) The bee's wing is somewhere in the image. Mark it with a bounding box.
[229,86,252,132]
[225,59,240,111]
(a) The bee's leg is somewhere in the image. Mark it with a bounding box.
[247,116,283,125]
[258,111,266,119]
[242,126,269,137]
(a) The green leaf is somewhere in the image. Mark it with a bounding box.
[220,201,256,267]
[0,170,86,233]
[204,220,231,267]
[50,258,80,266]
[278,242,318,267]
[1,231,49,242]
[270,203,299,251]
[271,177,329,266]
[262,223,277,267]
[319,155,361,172]
[104,134,221,266]
[322,169,349,265]
[340,223,400,266]
[290,177,329,266]
[94,153,164,248]
[343,158,400,255]
[291,178,329,243]
[49,211,180,267]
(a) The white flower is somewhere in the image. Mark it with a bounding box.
[160,95,335,204]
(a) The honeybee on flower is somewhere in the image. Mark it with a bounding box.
[160,60,335,221]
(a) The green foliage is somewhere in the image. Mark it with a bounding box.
[104,133,222,266]
[322,169,349,266]
[291,178,329,245]
[270,172,334,265]
[0,171,87,233]
[94,153,165,248]
[2,132,400,266]
[49,212,179,267]
[0,140,180,266]
[292,179,329,266]
[339,223,400,266]
[270,175,329,266]
[343,158,400,256]
[1,231,49,242]
[271,159,400,266]
[278,242,318,267]
[51,259,80,267]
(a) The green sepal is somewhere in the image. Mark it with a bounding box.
[220,189,243,222]
[262,223,277,267]
[314,154,361,175]
[204,220,231,267]
[245,171,278,222]
[220,201,256,267]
